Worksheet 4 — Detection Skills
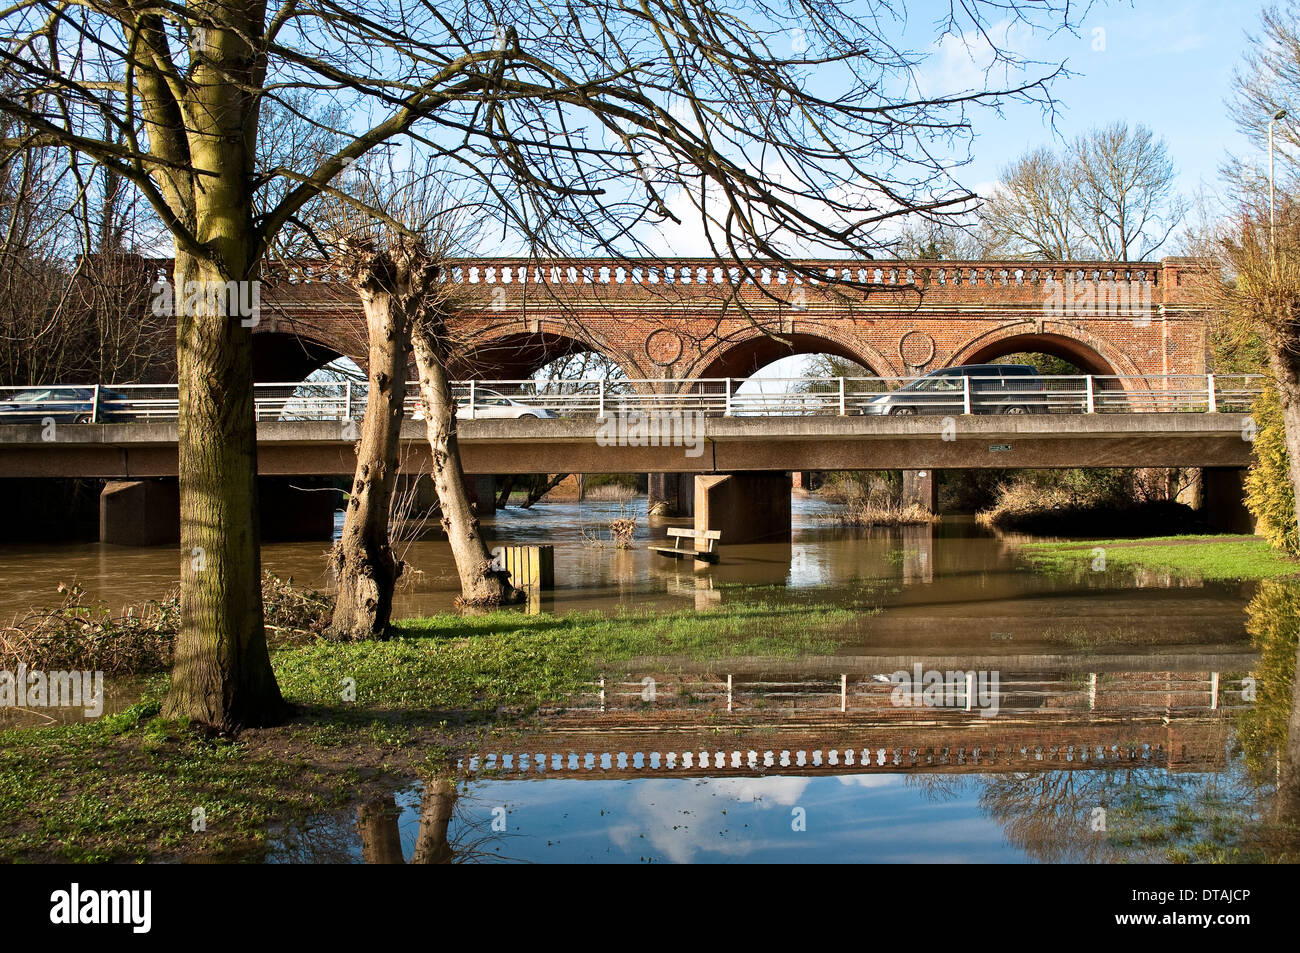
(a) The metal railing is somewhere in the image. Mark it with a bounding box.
[560,671,1251,717]
[0,374,1267,423]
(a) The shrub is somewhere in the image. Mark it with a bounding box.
[0,573,332,674]
[1245,384,1299,555]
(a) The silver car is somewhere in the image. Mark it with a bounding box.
[413,387,558,420]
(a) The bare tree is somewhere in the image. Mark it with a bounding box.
[981,147,1086,259]
[0,0,1081,728]
[327,236,419,638]
[411,293,521,605]
[982,124,1187,261]
[1072,123,1189,260]
[1225,1,1300,202]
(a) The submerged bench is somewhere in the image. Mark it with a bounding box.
[651,527,722,563]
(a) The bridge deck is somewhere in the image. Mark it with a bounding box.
[0,413,1256,476]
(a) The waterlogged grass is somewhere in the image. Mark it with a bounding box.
[0,697,358,863]
[274,601,853,714]
[1016,535,1300,582]
[0,599,856,861]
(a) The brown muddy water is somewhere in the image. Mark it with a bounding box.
[0,492,1254,660]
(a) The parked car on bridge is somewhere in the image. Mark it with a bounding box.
[858,364,1048,416]
[412,387,559,420]
[0,386,131,423]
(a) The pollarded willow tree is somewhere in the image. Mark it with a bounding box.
[0,0,1080,729]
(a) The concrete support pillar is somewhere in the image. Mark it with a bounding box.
[1200,467,1254,534]
[100,479,179,546]
[694,472,792,544]
[467,474,496,515]
[902,469,939,513]
[259,479,338,541]
[648,472,694,517]
[102,478,337,545]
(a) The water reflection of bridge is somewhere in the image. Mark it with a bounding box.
[458,717,1231,778]
[553,668,1251,719]
[459,667,1243,778]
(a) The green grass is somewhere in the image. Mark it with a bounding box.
[274,601,853,714]
[1016,535,1300,582]
[0,696,359,863]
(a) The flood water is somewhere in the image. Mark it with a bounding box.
[267,754,1260,864]
[0,493,1255,662]
[6,492,1294,862]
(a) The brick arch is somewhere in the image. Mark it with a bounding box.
[251,329,354,383]
[948,323,1143,381]
[450,322,642,380]
[688,326,896,381]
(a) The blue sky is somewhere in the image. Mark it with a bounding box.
[937,0,1268,202]
[720,0,1273,382]
[639,0,1274,260]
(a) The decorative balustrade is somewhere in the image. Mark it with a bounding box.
[250,257,1173,292]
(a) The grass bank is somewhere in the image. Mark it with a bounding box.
[0,598,854,862]
[1016,535,1300,582]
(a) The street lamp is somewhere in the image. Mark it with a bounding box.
[1271,107,1288,242]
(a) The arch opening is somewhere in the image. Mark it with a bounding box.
[957,332,1119,378]
[252,330,351,384]
[453,331,629,381]
[697,332,887,382]
[250,332,359,421]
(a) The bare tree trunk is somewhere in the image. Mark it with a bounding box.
[411,310,521,606]
[164,249,285,730]
[330,257,410,639]
[520,473,569,508]
[411,777,457,864]
[356,796,405,864]
[495,474,516,509]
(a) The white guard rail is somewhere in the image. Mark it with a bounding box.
[0,374,1267,422]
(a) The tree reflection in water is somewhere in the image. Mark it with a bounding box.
[959,579,1300,863]
[271,776,513,863]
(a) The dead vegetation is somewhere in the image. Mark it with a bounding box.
[1,574,332,675]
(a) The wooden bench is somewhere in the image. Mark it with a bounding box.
[651,527,722,563]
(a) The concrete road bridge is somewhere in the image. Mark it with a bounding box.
[0,371,1261,544]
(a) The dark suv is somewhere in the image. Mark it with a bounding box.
[859,364,1047,415]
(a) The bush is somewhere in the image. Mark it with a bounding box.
[1245,384,1299,555]
[977,477,1202,536]
[0,583,177,675]
[0,573,332,674]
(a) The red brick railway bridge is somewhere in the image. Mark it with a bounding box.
[240,256,1213,386]
[244,255,1225,517]
[83,255,1234,545]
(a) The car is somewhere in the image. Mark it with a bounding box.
[412,387,559,420]
[0,386,131,423]
[858,364,1048,416]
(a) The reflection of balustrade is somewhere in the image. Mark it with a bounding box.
[550,671,1251,718]
[456,740,1176,776]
